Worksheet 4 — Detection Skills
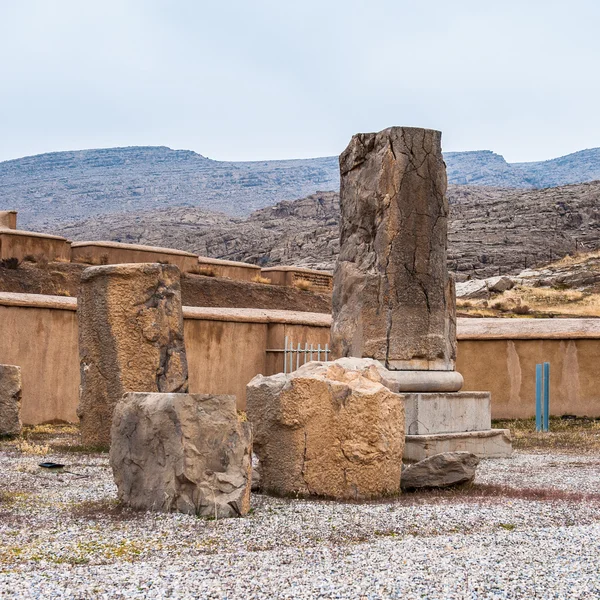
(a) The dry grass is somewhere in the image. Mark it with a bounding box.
[189,265,217,277]
[494,417,600,453]
[458,285,600,318]
[294,278,313,291]
[552,249,600,268]
[252,274,272,284]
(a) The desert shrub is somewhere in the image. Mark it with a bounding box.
[99,253,109,265]
[190,266,217,277]
[23,254,37,262]
[491,301,509,312]
[513,304,531,315]
[252,275,272,284]
[54,288,71,297]
[0,257,20,269]
[294,278,313,291]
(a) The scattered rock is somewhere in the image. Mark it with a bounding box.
[331,126,456,371]
[401,451,479,490]
[0,364,22,436]
[246,358,405,500]
[110,392,252,518]
[77,263,188,447]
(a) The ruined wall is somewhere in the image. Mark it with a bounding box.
[196,256,260,282]
[0,292,598,424]
[261,266,333,293]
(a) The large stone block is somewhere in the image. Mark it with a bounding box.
[331,126,456,371]
[110,393,252,518]
[0,365,22,436]
[77,263,188,447]
[246,359,405,500]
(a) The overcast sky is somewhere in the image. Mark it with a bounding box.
[1,0,599,164]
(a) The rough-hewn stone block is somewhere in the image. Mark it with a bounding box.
[0,364,22,436]
[77,263,188,447]
[110,393,252,518]
[247,359,405,500]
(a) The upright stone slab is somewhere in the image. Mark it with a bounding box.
[0,365,22,436]
[331,127,456,371]
[77,263,188,447]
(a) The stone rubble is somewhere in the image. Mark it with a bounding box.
[401,451,479,490]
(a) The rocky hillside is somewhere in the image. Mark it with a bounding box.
[48,182,600,278]
[3,145,600,229]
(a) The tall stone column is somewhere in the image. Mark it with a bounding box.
[331,127,456,371]
[77,263,188,447]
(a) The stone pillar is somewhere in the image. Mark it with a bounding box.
[0,365,22,436]
[331,127,456,371]
[77,263,188,447]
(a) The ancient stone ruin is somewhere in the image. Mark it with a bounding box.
[77,263,189,447]
[110,392,252,518]
[247,359,405,499]
[0,364,22,437]
[331,126,511,460]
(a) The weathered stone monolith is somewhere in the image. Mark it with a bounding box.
[77,263,188,447]
[331,126,456,371]
[0,364,22,436]
[247,359,405,499]
[110,393,252,518]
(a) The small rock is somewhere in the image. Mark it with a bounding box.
[401,451,479,490]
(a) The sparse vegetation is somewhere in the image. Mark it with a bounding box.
[99,253,109,265]
[0,257,20,269]
[294,278,313,291]
[494,416,600,453]
[189,265,217,277]
[252,274,272,284]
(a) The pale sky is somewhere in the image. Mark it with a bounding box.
[1,0,599,164]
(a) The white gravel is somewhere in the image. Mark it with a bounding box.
[1,449,599,599]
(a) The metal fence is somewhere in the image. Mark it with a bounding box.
[281,336,330,374]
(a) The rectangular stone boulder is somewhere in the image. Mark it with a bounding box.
[0,364,22,436]
[110,393,252,518]
[247,358,405,500]
[77,263,189,447]
[331,126,456,371]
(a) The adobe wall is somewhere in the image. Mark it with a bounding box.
[457,318,600,419]
[0,230,71,262]
[0,292,598,424]
[71,241,199,273]
[261,266,333,293]
[196,256,260,282]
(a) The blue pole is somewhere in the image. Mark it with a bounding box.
[543,362,550,432]
[535,364,543,432]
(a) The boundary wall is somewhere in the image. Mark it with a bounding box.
[0,291,598,424]
[261,266,333,293]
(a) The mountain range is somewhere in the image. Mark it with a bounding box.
[1,145,600,229]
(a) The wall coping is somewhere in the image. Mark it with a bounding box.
[457,317,600,340]
[182,306,331,326]
[71,240,197,257]
[0,229,69,242]
[197,256,260,269]
[261,265,333,276]
[0,292,597,336]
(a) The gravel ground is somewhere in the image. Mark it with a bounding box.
[1,449,599,599]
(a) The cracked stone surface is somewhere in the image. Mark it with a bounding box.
[77,263,188,447]
[331,126,456,371]
[0,364,22,436]
[246,359,405,500]
[110,392,252,518]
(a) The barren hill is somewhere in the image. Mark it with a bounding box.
[47,181,600,278]
[3,145,600,229]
